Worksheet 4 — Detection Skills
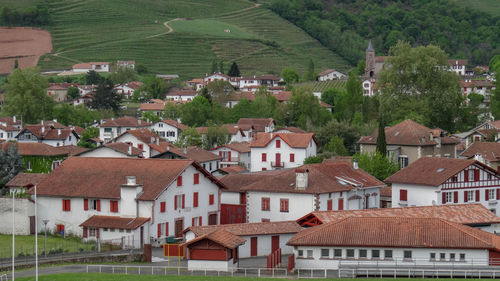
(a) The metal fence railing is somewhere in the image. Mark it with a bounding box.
[337,268,500,279]
[0,274,8,281]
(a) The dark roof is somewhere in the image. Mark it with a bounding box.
[99,116,151,128]
[237,118,275,132]
[150,143,222,163]
[186,220,302,236]
[6,173,48,187]
[80,215,149,230]
[359,119,439,146]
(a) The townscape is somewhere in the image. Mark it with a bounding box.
[0,0,500,280]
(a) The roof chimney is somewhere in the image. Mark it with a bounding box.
[183,147,187,154]
[57,129,61,136]
[13,116,16,123]
[151,136,155,144]
[53,118,57,123]
[353,158,359,170]
[295,168,309,190]
[126,176,136,185]
[41,126,45,134]
[128,144,132,155]
[41,120,44,126]
[156,137,159,145]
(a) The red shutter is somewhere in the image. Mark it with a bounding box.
[476,190,480,201]
[182,194,185,209]
[464,170,469,182]
[262,153,266,162]
[192,217,195,226]
[194,173,199,184]
[240,193,246,204]
[158,224,161,238]
[96,228,99,239]
[97,200,101,211]
[474,170,480,181]
[160,202,166,213]
[62,199,65,211]
[166,222,169,236]
[219,151,222,157]
[497,189,500,200]
[327,199,332,211]
[199,216,202,226]
[290,153,295,162]
[67,200,71,211]
[338,198,344,210]
[486,189,490,201]
[442,192,446,204]
[454,191,458,203]
[83,227,88,238]
[228,151,232,161]
[177,176,182,186]
[276,139,281,148]
[110,201,113,212]
[174,196,178,210]
[209,194,214,205]
[193,192,198,207]
[84,199,88,211]
[464,191,468,202]
[400,189,408,201]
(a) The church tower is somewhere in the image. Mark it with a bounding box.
[364,40,375,78]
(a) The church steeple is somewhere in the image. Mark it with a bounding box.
[366,40,374,52]
[364,40,375,78]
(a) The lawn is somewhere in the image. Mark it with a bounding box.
[0,234,97,259]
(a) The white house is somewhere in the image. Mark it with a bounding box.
[16,124,79,147]
[165,89,198,102]
[76,142,143,158]
[0,116,21,141]
[72,92,94,106]
[114,81,143,99]
[211,142,251,170]
[250,132,317,172]
[151,119,187,142]
[98,116,151,143]
[72,62,110,73]
[151,143,222,174]
[116,60,135,70]
[196,124,250,144]
[288,217,500,270]
[387,157,500,217]
[220,161,386,223]
[33,157,225,248]
[183,221,302,258]
[186,79,206,91]
[448,59,468,76]
[204,73,230,83]
[114,128,162,158]
[317,69,346,81]
[237,118,275,133]
[77,85,96,96]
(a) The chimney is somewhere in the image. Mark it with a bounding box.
[41,120,44,126]
[353,158,359,170]
[156,137,159,145]
[126,176,136,185]
[295,169,309,190]
[13,116,16,123]
[53,118,57,123]
[183,147,187,154]
[57,129,61,136]
[128,144,132,155]
[151,136,155,144]
[41,126,45,134]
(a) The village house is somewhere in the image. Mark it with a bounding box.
[114,81,143,99]
[0,116,21,141]
[288,217,500,271]
[2,142,68,173]
[359,119,459,168]
[196,124,250,144]
[34,157,226,247]
[151,143,222,173]
[237,118,275,133]
[250,132,317,172]
[113,128,162,158]
[461,80,496,98]
[387,157,500,217]
[16,122,79,147]
[6,172,48,195]
[139,102,165,117]
[448,59,468,76]
[77,85,97,96]
[72,62,110,73]
[317,69,346,81]
[116,60,135,70]
[72,92,94,106]
[453,120,500,150]
[98,116,151,143]
[186,78,206,91]
[46,83,78,102]
[210,142,251,170]
[204,72,230,83]
[151,119,187,142]
[76,142,143,158]
[275,127,306,134]
[460,142,500,171]
[165,89,198,102]
[219,161,386,223]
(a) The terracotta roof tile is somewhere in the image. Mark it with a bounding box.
[275,127,306,133]
[160,119,187,130]
[166,89,197,97]
[219,165,247,174]
[273,91,292,102]
[212,142,250,153]
[183,229,245,249]
[99,116,151,128]
[150,143,222,163]
[359,119,442,146]
[0,116,21,126]
[186,220,302,237]
[80,215,149,229]
[250,132,316,148]
[461,142,500,162]
[115,128,160,144]
[6,173,48,187]
[2,142,67,156]
[297,204,500,227]
[288,217,500,250]
[237,118,275,132]
[102,142,143,156]
[140,103,165,111]
[54,145,89,156]
[385,157,495,186]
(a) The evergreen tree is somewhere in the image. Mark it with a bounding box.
[0,144,23,188]
[89,79,122,113]
[228,62,241,77]
[375,116,387,157]
[85,70,102,85]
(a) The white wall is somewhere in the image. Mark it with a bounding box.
[221,191,240,205]
[392,183,438,207]
[152,121,180,142]
[78,147,134,158]
[188,259,234,271]
[250,137,315,172]
[317,187,381,211]
[0,198,34,235]
[247,191,314,222]
[114,134,150,158]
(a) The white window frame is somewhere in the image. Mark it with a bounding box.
[445,192,453,203]
[467,191,475,202]
[488,189,496,200]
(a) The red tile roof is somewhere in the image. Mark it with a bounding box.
[183,229,245,249]
[6,173,48,188]
[2,142,67,156]
[385,157,496,186]
[196,124,245,136]
[461,142,500,162]
[359,119,439,146]
[237,118,274,132]
[220,161,385,194]
[151,143,222,163]
[0,124,19,131]
[288,217,500,250]
[99,116,151,128]
[54,145,89,156]
[115,128,160,144]
[0,116,22,126]
[139,103,165,111]
[212,142,250,153]
[275,127,306,133]
[296,204,500,227]
[219,165,247,174]
[186,220,302,237]
[250,132,317,148]
[318,69,336,77]
[103,142,143,156]
[273,91,292,102]
[35,157,224,200]
[160,119,187,130]
[72,63,92,69]
[80,215,149,230]
[17,124,74,140]
[448,59,468,66]
[166,89,197,97]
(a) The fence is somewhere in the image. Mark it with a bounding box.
[0,274,7,281]
[100,235,135,250]
[337,268,500,278]
[288,254,295,272]
[267,248,281,269]
[338,257,500,268]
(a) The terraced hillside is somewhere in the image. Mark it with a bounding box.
[2,0,351,78]
[293,80,347,93]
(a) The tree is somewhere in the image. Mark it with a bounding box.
[109,66,138,85]
[228,62,241,77]
[280,67,299,85]
[142,111,161,123]
[137,76,168,100]
[177,127,202,147]
[354,152,399,181]
[490,56,500,119]
[203,126,229,150]
[136,65,148,74]
[180,96,213,127]
[377,41,462,132]
[85,70,102,85]
[199,87,212,104]
[375,117,387,156]
[314,120,361,154]
[303,58,316,81]
[324,136,349,156]
[304,155,324,164]
[5,68,54,124]
[89,79,122,113]
[67,86,80,100]
[0,144,23,188]
[343,72,363,122]
[219,60,224,73]
[205,80,234,105]
[321,88,342,106]
[77,127,99,148]
[13,59,18,69]
[163,102,182,120]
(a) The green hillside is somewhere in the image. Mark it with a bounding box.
[453,0,500,16]
[294,80,347,93]
[2,0,351,78]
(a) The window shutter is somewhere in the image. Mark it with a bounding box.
[84,199,88,211]
[219,151,222,157]
[174,195,178,210]
[442,192,446,204]
[497,189,500,200]
[83,227,88,238]
[62,199,65,211]
[400,189,407,201]
[192,217,195,226]
[166,222,169,236]
[454,191,458,203]
[110,201,113,212]
[158,224,161,238]
[193,192,198,207]
[290,153,295,162]
[177,176,182,186]
[262,153,266,162]
[160,202,166,213]
[182,194,185,209]
[194,173,199,185]
[338,198,344,210]
[475,190,480,201]
[464,170,469,182]
[199,216,202,226]
[67,200,71,211]
[474,170,480,181]
[228,151,232,161]
[327,199,332,211]
[276,139,281,148]
[97,200,101,211]
[485,190,490,201]
[209,194,214,205]
[464,191,468,202]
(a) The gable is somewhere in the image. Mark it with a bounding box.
[441,163,500,190]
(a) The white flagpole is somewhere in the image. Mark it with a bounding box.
[12,191,15,281]
[35,185,38,281]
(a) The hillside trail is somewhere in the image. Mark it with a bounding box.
[147,3,260,38]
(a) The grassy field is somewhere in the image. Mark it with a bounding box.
[453,0,500,16]
[3,0,352,78]
[0,234,96,258]
[293,80,348,93]
[14,273,484,281]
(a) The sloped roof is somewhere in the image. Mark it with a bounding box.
[219,165,247,174]
[288,217,500,250]
[0,124,19,131]
[237,118,274,132]
[2,142,67,156]
[80,215,149,230]
[196,124,245,136]
[166,89,197,96]
[160,119,188,130]
[461,142,500,162]
[183,229,245,249]
[212,142,250,153]
[99,116,151,128]
[0,116,21,126]
[296,204,500,227]
[77,142,143,157]
[115,128,160,144]
[250,132,317,148]
[275,127,306,134]
[72,63,92,69]
[448,59,468,66]
[54,145,89,156]
[17,124,73,140]
[6,173,48,187]
[35,157,222,201]
[139,103,165,111]
[186,220,302,237]
[150,143,222,163]
[273,91,292,102]
[359,119,438,146]
[385,157,496,186]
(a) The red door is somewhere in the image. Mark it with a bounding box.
[338,198,344,210]
[275,153,281,167]
[251,237,258,256]
[175,219,184,238]
[228,151,232,161]
[208,213,217,225]
[271,235,279,252]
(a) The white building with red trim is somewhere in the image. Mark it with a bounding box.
[317,69,346,81]
[387,157,500,217]
[210,142,251,170]
[113,128,161,158]
[151,119,187,142]
[72,62,110,73]
[98,116,151,143]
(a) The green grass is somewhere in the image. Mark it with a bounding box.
[0,234,96,258]
[4,0,352,79]
[452,0,500,16]
[293,80,347,93]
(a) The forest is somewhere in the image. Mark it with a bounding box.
[269,0,500,65]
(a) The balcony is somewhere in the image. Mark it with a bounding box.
[221,157,240,163]
[271,161,284,168]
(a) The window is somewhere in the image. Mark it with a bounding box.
[193,173,199,184]
[177,176,182,186]
[400,189,408,201]
[56,224,65,235]
[321,249,329,258]
[290,153,295,162]
[488,189,495,200]
[119,228,125,233]
[372,249,380,259]
[398,156,409,169]
[89,199,100,211]
[209,162,212,171]
[467,190,474,202]
[110,228,115,232]
[62,199,71,211]
[193,192,199,207]
[298,250,304,257]
[443,192,453,203]
[261,197,270,211]
[430,253,436,261]
[451,176,458,182]
[138,144,143,150]
[307,250,313,258]
[440,253,446,260]
[334,249,342,258]
[468,170,474,182]
[110,200,119,213]
[384,250,393,259]
[104,128,112,133]
[262,168,267,171]
[103,228,108,232]
[404,250,412,260]
[261,153,267,162]
[209,194,214,205]
[280,199,289,212]
[26,160,31,171]
[460,253,465,261]
[346,249,355,258]
[160,201,166,213]
[276,139,281,148]
[51,160,62,170]
[359,249,367,259]
[327,199,333,211]
[450,253,455,261]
